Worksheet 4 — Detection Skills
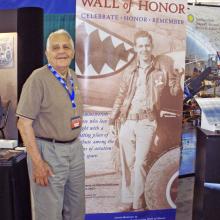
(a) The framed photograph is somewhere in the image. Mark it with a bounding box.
[0,34,14,68]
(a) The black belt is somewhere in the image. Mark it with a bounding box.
[36,136,77,144]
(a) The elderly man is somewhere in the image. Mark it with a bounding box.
[109,31,181,212]
[17,29,85,220]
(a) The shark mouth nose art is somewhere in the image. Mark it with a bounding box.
[75,18,136,78]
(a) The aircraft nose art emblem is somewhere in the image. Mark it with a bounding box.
[75,18,135,78]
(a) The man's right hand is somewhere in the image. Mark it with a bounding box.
[17,117,54,187]
[32,160,54,187]
[109,125,116,137]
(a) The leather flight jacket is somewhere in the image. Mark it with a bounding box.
[109,55,181,125]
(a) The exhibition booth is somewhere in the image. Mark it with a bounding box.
[0,1,220,220]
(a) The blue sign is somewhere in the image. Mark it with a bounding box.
[85,209,176,220]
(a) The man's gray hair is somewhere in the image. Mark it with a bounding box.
[46,29,74,51]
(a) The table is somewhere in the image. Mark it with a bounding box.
[0,149,32,220]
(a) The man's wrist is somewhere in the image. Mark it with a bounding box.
[31,156,44,167]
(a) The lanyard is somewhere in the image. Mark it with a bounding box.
[47,64,76,109]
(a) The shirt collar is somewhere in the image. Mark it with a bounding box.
[48,63,70,80]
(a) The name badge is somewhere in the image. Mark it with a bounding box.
[71,116,81,130]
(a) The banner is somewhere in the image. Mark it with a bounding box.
[187,5,220,83]
[181,5,220,177]
[76,1,187,219]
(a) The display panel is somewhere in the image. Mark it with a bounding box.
[76,1,187,219]
[0,33,17,139]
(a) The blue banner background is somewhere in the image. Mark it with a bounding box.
[85,209,176,220]
[0,0,75,14]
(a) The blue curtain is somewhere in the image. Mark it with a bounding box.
[44,14,75,68]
